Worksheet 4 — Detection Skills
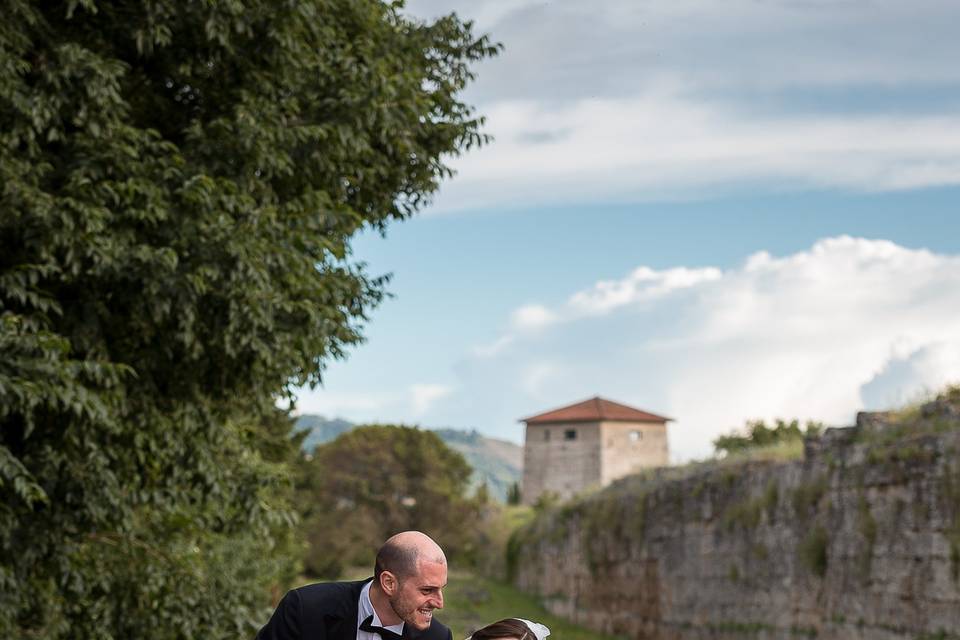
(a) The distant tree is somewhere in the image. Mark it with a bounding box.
[298,425,482,578]
[506,481,522,506]
[713,419,824,456]
[475,481,491,506]
[0,1,497,637]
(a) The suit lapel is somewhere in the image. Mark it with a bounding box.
[325,578,372,640]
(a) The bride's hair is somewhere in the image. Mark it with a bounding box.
[468,618,534,640]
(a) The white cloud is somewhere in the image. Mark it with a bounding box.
[430,93,960,212]
[409,383,454,416]
[570,266,722,316]
[519,362,563,398]
[471,334,515,359]
[486,263,722,337]
[511,304,558,330]
[292,384,455,424]
[292,383,453,423]
[401,0,960,211]
[450,236,960,460]
[860,343,960,410]
[409,0,960,100]
[293,390,398,418]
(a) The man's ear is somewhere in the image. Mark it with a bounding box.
[379,570,399,596]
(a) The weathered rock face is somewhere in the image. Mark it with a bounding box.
[511,409,960,639]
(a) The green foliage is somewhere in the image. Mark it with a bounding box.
[791,474,829,516]
[721,481,779,531]
[474,482,491,505]
[514,480,649,579]
[431,428,523,503]
[886,384,960,424]
[798,525,829,578]
[505,496,583,581]
[0,1,496,637]
[722,495,763,531]
[858,385,960,448]
[713,418,823,456]
[864,441,937,468]
[297,425,484,578]
[916,631,960,640]
[763,480,780,519]
[751,541,769,561]
[952,541,960,584]
[582,493,634,575]
[441,569,624,640]
[506,481,522,506]
[532,490,561,512]
[943,461,960,583]
[504,527,527,582]
[856,494,877,581]
[297,417,523,502]
[703,620,776,634]
[471,504,532,580]
[691,620,814,636]
[727,564,741,583]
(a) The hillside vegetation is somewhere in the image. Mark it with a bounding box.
[295,416,522,502]
[442,569,624,640]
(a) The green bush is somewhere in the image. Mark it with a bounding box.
[714,418,823,456]
[791,475,829,516]
[297,425,484,577]
[798,525,829,578]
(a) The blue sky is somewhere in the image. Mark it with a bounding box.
[295,0,960,460]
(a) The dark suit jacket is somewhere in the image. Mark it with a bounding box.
[255,578,453,640]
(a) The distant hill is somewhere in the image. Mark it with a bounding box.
[295,415,354,451]
[294,415,522,502]
[430,428,523,503]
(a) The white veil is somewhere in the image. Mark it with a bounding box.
[465,618,550,640]
[515,618,550,640]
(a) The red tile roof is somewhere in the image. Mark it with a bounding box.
[520,397,672,425]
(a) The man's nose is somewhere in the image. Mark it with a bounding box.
[432,589,444,609]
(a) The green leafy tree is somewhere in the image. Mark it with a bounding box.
[298,425,482,578]
[713,419,824,456]
[506,481,522,506]
[0,1,497,638]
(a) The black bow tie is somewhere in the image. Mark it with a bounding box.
[360,614,404,640]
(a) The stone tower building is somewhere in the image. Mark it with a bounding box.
[520,396,671,505]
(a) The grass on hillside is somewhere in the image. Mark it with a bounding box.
[855,384,960,444]
[440,569,623,640]
[325,567,622,640]
[592,436,806,494]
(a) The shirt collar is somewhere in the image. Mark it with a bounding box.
[358,580,405,636]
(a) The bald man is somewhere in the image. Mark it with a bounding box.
[256,531,453,640]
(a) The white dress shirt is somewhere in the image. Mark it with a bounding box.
[357,580,405,640]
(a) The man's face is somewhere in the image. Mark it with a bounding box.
[388,559,447,631]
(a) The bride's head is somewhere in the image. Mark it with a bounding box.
[467,618,549,640]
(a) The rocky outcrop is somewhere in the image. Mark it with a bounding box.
[510,402,960,639]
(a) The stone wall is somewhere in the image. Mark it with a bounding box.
[510,408,960,639]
